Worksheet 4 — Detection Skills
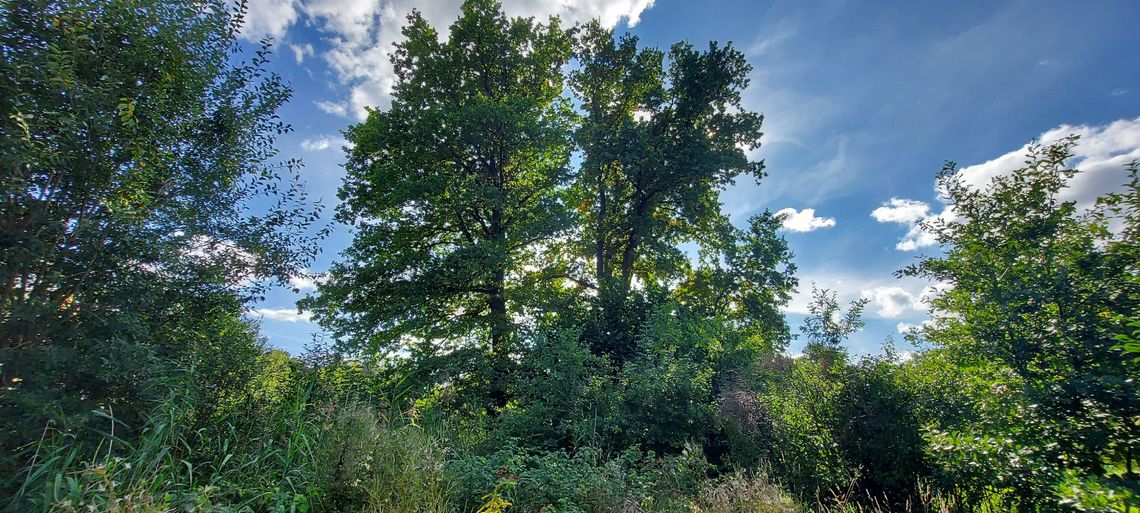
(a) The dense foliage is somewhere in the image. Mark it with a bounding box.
[0,0,322,484]
[1,0,1137,512]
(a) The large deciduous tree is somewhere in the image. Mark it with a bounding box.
[570,23,766,360]
[306,0,574,407]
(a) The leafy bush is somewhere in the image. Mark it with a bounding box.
[448,443,711,513]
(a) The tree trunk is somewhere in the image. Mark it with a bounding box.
[595,168,607,288]
[487,198,510,411]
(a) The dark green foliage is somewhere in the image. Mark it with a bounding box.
[499,329,617,449]
[495,305,760,456]
[0,0,320,483]
[448,444,711,513]
[833,350,930,505]
[676,212,799,352]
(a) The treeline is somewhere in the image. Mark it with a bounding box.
[0,0,1137,512]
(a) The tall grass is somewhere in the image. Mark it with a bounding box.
[3,379,450,513]
[4,375,1014,513]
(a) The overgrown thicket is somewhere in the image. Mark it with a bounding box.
[1,0,1137,512]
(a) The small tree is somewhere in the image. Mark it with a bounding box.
[799,286,867,364]
[904,137,1140,507]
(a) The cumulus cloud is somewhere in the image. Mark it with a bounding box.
[240,0,655,119]
[875,117,1140,251]
[894,217,943,251]
[239,0,301,42]
[871,198,939,249]
[861,286,924,318]
[871,198,930,224]
[775,207,837,233]
[955,117,1140,210]
[252,307,313,323]
[300,136,346,152]
[785,272,932,320]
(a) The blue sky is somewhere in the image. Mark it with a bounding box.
[237,0,1140,355]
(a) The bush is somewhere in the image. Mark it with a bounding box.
[448,443,711,513]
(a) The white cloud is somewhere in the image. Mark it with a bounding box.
[289,43,315,64]
[239,0,301,42]
[861,286,923,318]
[871,198,930,224]
[953,117,1140,211]
[871,198,939,250]
[785,272,932,320]
[876,117,1140,251]
[775,207,836,233]
[246,0,655,120]
[895,219,941,251]
[300,135,346,152]
[896,320,933,335]
[288,270,326,291]
[252,307,313,323]
[314,100,350,118]
[747,19,795,57]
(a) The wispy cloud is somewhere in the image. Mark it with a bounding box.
[300,136,346,152]
[314,100,349,118]
[288,43,314,64]
[747,19,796,57]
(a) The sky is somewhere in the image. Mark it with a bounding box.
[235,0,1140,356]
